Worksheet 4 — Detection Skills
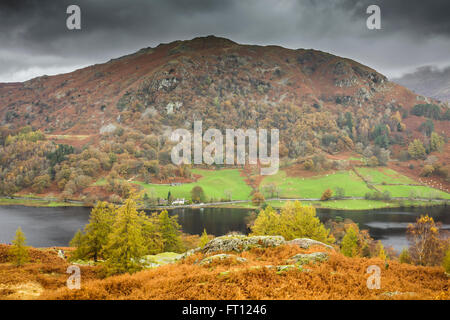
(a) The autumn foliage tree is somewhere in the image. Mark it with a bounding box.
[406,215,447,266]
[191,186,206,203]
[430,132,445,152]
[408,139,426,160]
[251,201,334,243]
[327,219,376,257]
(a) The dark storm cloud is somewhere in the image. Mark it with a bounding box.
[0,0,449,81]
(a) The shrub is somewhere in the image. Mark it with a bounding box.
[191,186,206,203]
[419,119,434,136]
[430,132,445,152]
[365,191,384,201]
[399,248,411,264]
[382,191,392,201]
[420,165,435,177]
[252,192,266,206]
[303,159,314,170]
[321,189,333,201]
[375,241,387,260]
[408,190,418,200]
[335,187,345,199]
[367,156,379,167]
[408,139,426,160]
[443,247,450,273]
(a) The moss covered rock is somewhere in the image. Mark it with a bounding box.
[287,238,334,250]
[199,254,247,265]
[288,252,329,265]
[202,235,285,254]
[140,252,182,268]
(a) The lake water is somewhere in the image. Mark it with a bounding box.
[0,205,448,252]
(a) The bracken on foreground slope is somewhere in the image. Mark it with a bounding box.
[1,243,447,300]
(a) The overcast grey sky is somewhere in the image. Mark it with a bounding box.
[0,0,449,82]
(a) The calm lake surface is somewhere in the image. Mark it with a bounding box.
[0,205,448,251]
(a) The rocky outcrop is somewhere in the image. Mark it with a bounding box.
[99,123,117,134]
[202,235,286,254]
[180,247,202,259]
[287,238,334,250]
[287,252,329,265]
[139,252,182,268]
[198,254,247,265]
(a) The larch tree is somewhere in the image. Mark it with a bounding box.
[71,201,116,262]
[341,226,359,257]
[199,229,210,248]
[9,227,29,266]
[69,229,84,249]
[103,198,148,275]
[140,211,164,255]
[156,210,184,253]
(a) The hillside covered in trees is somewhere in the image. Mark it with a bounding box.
[0,36,449,204]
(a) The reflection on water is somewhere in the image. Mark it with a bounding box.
[316,206,449,251]
[0,204,448,252]
[0,205,91,248]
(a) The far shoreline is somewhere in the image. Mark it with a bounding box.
[0,197,448,212]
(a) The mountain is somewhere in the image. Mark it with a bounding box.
[2,36,447,156]
[393,66,450,103]
[0,35,449,201]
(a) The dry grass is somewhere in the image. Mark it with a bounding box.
[1,243,448,300]
[36,245,449,300]
[0,245,100,300]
